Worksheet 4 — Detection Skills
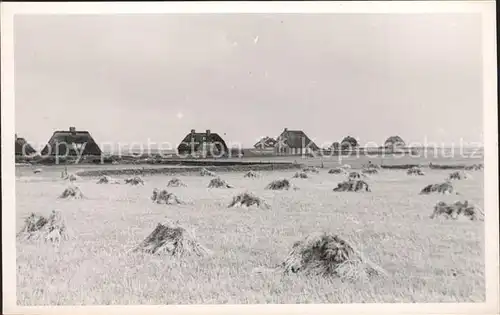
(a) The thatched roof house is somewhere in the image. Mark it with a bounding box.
[275,128,319,155]
[384,136,406,149]
[41,127,102,156]
[340,136,359,149]
[177,129,229,157]
[254,136,277,149]
[15,134,37,156]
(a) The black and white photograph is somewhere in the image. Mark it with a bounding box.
[1,1,498,314]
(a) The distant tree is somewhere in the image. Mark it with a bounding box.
[330,142,340,150]
[384,136,406,149]
[340,136,359,150]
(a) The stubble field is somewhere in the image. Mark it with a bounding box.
[16,164,485,305]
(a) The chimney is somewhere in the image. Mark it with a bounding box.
[206,129,211,138]
[284,128,288,132]
[191,129,195,136]
[69,126,76,135]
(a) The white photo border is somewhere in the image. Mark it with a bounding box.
[1,1,498,314]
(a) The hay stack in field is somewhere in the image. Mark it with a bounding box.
[328,167,346,175]
[133,221,210,257]
[200,168,216,177]
[266,179,297,190]
[244,171,259,178]
[17,210,68,243]
[228,192,270,209]
[448,171,469,180]
[431,200,484,221]
[302,166,319,174]
[97,175,121,184]
[59,185,84,199]
[293,171,309,179]
[124,176,144,185]
[282,233,386,281]
[151,189,183,205]
[33,168,43,174]
[420,181,455,195]
[407,167,425,176]
[167,178,187,187]
[465,164,483,171]
[333,180,371,192]
[366,163,381,169]
[208,177,233,188]
[348,171,365,180]
[362,168,378,175]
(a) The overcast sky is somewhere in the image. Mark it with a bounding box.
[14,13,483,150]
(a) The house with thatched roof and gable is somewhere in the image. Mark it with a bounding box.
[384,136,406,150]
[15,134,37,156]
[177,129,229,158]
[329,136,360,152]
[41,127,102,156]
[274,128,319,155]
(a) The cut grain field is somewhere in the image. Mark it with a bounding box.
[16,164,485,304]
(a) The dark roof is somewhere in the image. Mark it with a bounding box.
[384,136,406,147]
[254,137,277,149]
[177,131,228,154]
[15,136,37,156]
[339,136,359,148]
[41,129,102,156]
[276,129,319,150]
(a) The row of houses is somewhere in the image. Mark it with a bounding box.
[253,130,407,154]
[15,127,103,157]
[15,126,407,157]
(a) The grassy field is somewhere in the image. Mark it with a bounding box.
[16,161,485,304]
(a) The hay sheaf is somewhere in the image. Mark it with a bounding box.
[302,166,319,174]
[328,167,346,175]
[133,221,210,257]
[333,180,371,192]
[431,200,484,221]
[151,189,183,205]
[266,179,298,190]
[59,185,84,199]
[348,172,366,180]
[228,192,270,209]
[125,176,144,185]
[208,177,233,188]
[362,168,378,175]
[448,171,470,181]
[363,163,381,170]
[17,210,68,243]
[282,233,387,281]
[167,178,187,187]
[200,168,216,177]
[97,175,121,184]
[293,172,309,179]
[244,171,260,178]
[465,164,484,171]
[407,167,425,176]
[420,182,455,195]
